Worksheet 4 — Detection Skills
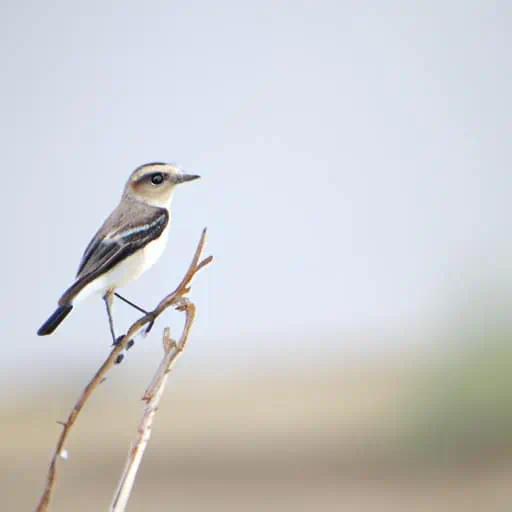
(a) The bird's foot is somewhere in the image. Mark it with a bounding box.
[145,312,157,335]
[112,335,125,346]
[112,335,135,365]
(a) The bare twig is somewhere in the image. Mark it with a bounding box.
[36,229,212,512]
[111,299,196,511]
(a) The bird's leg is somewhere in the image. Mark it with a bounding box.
[115,292,155,339]
[110,293,143,351]
[114,292,149,315]
[103,292,121,346]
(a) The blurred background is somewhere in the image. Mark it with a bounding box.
[1,1,511,510]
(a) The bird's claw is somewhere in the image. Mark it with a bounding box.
[145,313,156,335]
[112,335,125,346]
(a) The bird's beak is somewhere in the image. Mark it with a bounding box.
[177,173,201,183]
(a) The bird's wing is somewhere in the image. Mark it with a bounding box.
[58,205,169,305]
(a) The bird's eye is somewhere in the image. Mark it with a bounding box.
[151,173,164,185]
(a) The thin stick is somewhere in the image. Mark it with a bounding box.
[111,299,196,511]
[36,229,212,512]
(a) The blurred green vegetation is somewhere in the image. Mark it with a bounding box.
[399,284,512,466]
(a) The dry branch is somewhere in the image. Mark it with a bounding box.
[110,299,195,511]
[36,228,212,512]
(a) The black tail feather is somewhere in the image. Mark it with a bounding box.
[37,305,73,336]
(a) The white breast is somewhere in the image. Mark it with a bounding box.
[141,225,170,275]
[72,223,171,304]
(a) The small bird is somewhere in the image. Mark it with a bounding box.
[37,162,200,343]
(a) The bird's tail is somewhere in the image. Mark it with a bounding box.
[37,304,73,336]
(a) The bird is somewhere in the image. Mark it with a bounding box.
[37,162,200,343]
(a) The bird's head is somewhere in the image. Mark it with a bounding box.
[124,162,200,207]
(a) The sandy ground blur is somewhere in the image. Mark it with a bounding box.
[3,355,512,511]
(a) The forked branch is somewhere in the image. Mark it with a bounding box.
[36,228,212,512]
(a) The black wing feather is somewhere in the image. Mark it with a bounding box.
[58,208,169,305]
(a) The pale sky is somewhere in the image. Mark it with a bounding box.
[1,1,510,381]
